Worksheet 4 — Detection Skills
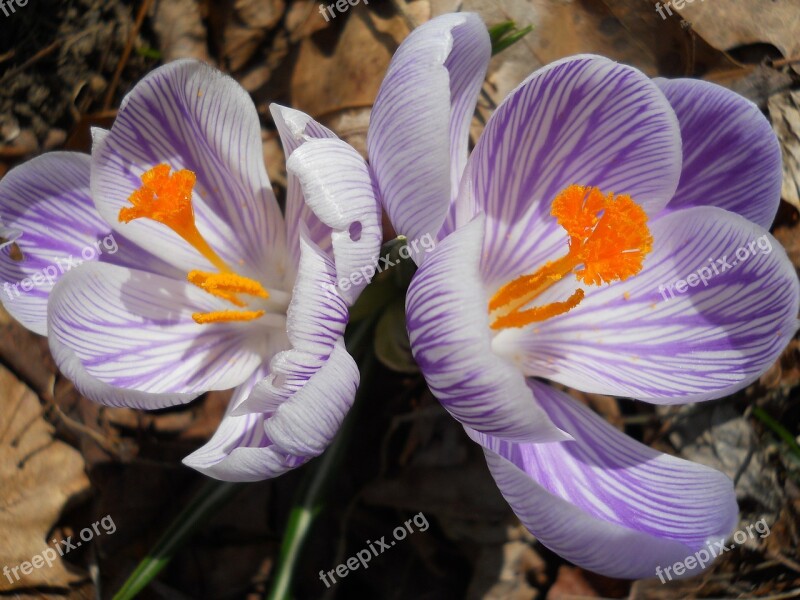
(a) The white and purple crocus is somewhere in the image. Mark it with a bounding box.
[318,13,800,579]
[1,10,798,583]
[0,60,382,482]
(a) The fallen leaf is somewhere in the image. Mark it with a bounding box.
[0,365,90,591]
[671,0,800,72]
[289,4,409,120]
[152,0,211,63]
[769,90,800,212]
[546,565,600,599]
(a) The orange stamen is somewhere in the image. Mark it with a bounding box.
[187,271,270,322]
[120,164,230,273]
[489,185,652,330]
[492,289,585,329]
[192,310,265,324]
[188,271,269,305]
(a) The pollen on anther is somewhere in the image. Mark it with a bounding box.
[487,184,653,331]
[192,310,265,324]
[551,185,652,286]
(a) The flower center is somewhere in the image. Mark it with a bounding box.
[488,184,653,330]
[120,164,268,325]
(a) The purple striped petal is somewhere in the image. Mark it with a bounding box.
[286,138,382,305]
[91,60,286,281]
[368,12,490,259]
[406,216,569,443]
[458,55,682,288]
[656,79,782,229]
[234,233,349,415]
[467,380,737,579]
[182,365,307,481]
[262,340,358,457]
[0,153,111,334]
[270,104,337,270]
[0,151,192,336]
[495,206,800,403]
[49,336,196,409]
[47,262,270,395]
[184,341,358,481]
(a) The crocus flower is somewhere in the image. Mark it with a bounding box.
[326,13,800,578]
[0,60,381,481]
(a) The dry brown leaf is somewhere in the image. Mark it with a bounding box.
[0,307,56,396]
[220,0,285,71]
[706,64,793,109]
[235,0,285,29]
[600,0,743,76]
[152,0,210,62]
[432,0,663,110]
[285,0,329,42]
[673,0,800,68]
[290,4,409,120]
[0,365,90,591]
[546,565,600,598]
[769,90,800,212]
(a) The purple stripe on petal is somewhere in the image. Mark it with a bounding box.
[91,60,286,282]
[406,215,569,443]
[234,232,348,415]
[287,137,382,305]
[496,206,800,403]
[0,152,111,334]
[457,55,682,288]
[47,262,269,394]
[467,380,737,579]
[369,13,490,260]
[657,78,782,229]
[49,336,196,409]
[263,341,358,457]
[270,104,337,273]
[182,365,310,482]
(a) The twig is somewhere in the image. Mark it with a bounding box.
[771,55,800,68]
[103,0,152,110]
[41,375,124,456]
[0,25,104,86]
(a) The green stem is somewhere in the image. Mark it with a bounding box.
[267,318,377,600]
[112,480,241,600]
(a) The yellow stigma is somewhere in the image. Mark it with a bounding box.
[120,164,230,273]
[122,165,270,326]
[489,184,652,330]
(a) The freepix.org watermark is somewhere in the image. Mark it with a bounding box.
[655,518,770,583]
[0,0,29,18]
[655,0,706,20]
[325,233,436,297]
[657,234,772,303]
[319,512,429,588]
[3,233,119,301]
[318,0,368,22]
[3,515,116,583]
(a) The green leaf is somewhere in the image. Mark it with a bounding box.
[135,46,162,60]
[488,21,516,45]
[488,20,534,56]
[752,406,800,460]
[374,298,418,374]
